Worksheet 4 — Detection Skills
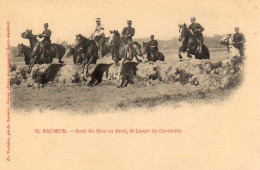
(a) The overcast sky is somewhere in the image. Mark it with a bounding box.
[2,0,258,46]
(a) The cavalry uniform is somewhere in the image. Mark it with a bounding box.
[122,20,135,43]
[92,18,105,56]
[39,23,52,57]
[232,28,245,56]
[148,39,158,52]
[188,23,204,42]
[122,20,136,58]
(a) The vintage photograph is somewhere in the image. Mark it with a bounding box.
[8,1,249,113]
[1,0,259,170]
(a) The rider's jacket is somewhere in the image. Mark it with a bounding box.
[232,32,246,47]
[122,26,135,38]
[188,23,204,36]
[42,29,52,42]
[148,40,158,51]
[93,24,105,37]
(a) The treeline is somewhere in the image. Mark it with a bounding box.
[134,34,225,50]
[11,35,225,57]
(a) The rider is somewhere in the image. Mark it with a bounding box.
[38,23,52,57]
[91,18,105,57]
[122,20,135,43]
[122,20,135,56]
[232,27,246,56]
[148,35,158,53]
[188,17,204,52]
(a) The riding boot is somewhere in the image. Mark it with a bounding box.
[187,49,192,58]
[187,53,192,59]
[58,59,64,64]
[100,46,103,57]
[42,47,46,58]
[197,41,202,53]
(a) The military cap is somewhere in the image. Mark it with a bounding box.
[44,23,48,26]
[96,18,101,22]
[127,20,132,23]
[151,35,154,37]
[235,27,240,30]
[190,17,196,20]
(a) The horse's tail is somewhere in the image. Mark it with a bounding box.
[158,52,165,61]
[51,43,66,59]
[202,44,210,59]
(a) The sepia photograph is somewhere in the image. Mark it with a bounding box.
[0,0,259,169]
[7,0,249,113]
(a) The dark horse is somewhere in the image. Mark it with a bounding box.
[178,24,210,60]
[142,42,165,61]
[64,45,84,64]
[92,36,111,58]
[108,30,143,66]
[17,43,33,65]
[75,34,98,76]
[21,29,66,73]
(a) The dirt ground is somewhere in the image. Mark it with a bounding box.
[10,49,241,114]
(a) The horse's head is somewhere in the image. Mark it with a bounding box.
[219,34,232,46]
[142,42,149,54]
[21,29,33,39]
[75,34,83,46]
[17,43,24,56]
[178,24,188,41]
[64,45,74,57]
[108,30,121,46]
[75,34,89,47]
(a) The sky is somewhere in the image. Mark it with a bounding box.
[1,0,259,46]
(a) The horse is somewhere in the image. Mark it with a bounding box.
[75,34,98,76]
[108,30,143,66]
[21,29,66,73]
[17,43,33,65]
[142,42,165,61]
[219,34,233,52]
[64,45,84,64]
[178,24,210,60]
[17,43,51,65]
[219,34,239,57]
[92,36,111,58]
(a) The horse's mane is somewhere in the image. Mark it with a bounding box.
[114,31,120,38]
[133,42,141,48]
[110,30,123,44]
[183,24,192,34]
[76,34,91,46]
[77,34,90,44]
[180,23,195,39]
[19,44,31,51]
